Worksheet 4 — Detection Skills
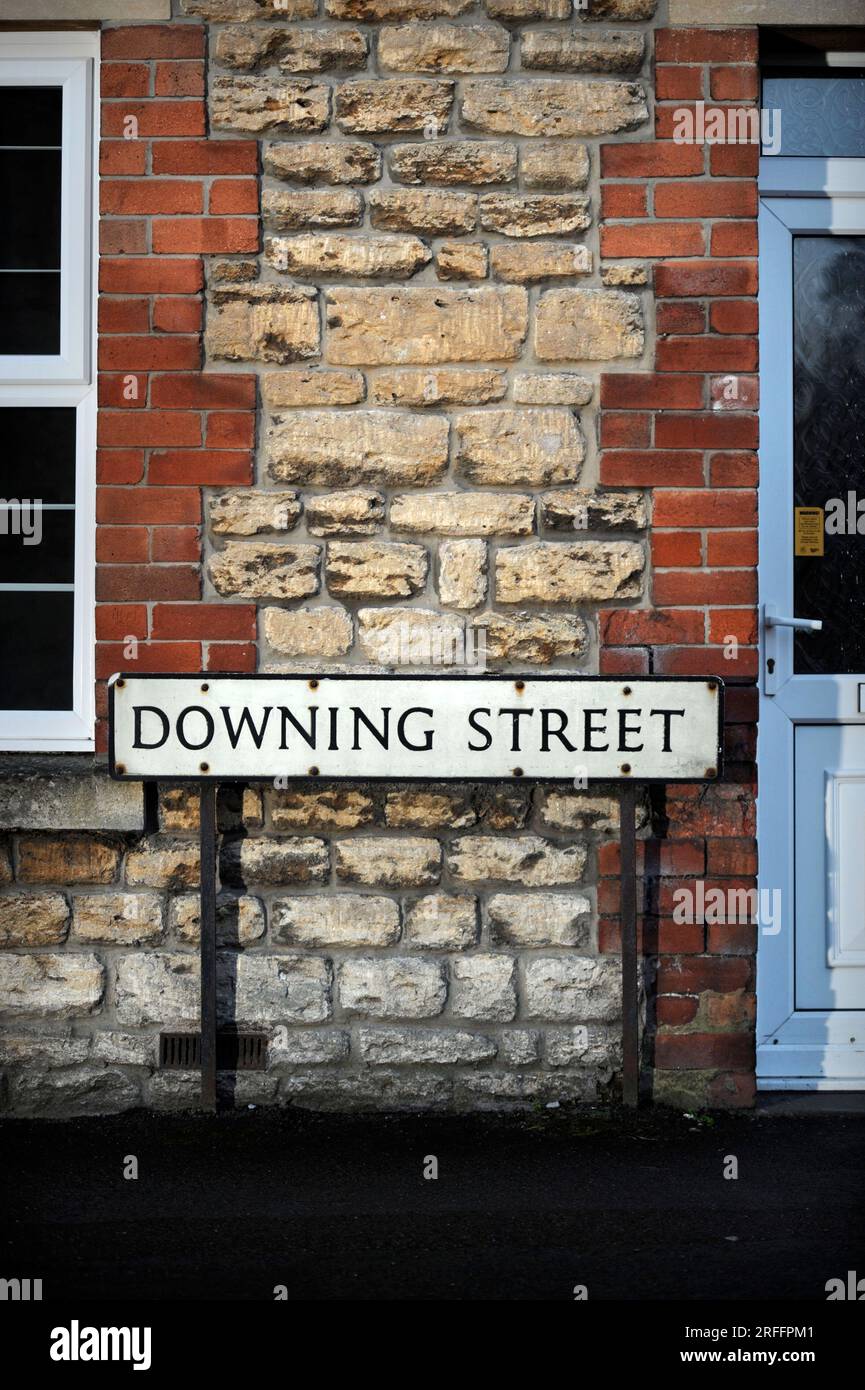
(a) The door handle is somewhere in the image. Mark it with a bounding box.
[762,604,823,696]
[764,609,823,633]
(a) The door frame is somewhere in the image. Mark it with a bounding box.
[757,157,865,1090]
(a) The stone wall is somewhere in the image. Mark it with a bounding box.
[0,0,760,1115]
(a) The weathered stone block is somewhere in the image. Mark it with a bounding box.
[206,284,319,363]
[546,1024,619,1067]
[521,141,590,190]
[385,788,475,829]
[184,0,316,14]
[334,837,441,888]
[208,542,321,600]
[72,893,163,945]
[91,1031,158,1067]
[305,491,385,536]
[369,188,477,236]
[390,490,533,536]
[513,373,593,406]
[495,540,645,603]
[269,1027,349,1066]
[540,488,647,531]
[439,538,487,609]
[388,139,516,185]
[359,1025,495,1063]
[457,1069,597,1104]
[16,836,120,885]
[502,1029,541,1065]
[378,23,509,73]
[266,231,431,279]
[210,76,329,133]
[480,192,591,238]
[325,286,528,365]
[0,775,143,832]
[282,1067,451,1108]
[522,29,645,73]
[263,370,366,409]
[9,1068,139,1118]
[325,540,428,598]
[436,241,488,281]
[485,0,569,16]
[404,893,478,948]
[451,954,517,1021]
[491,243,591,281]
[279,28,369,74]
[487,892,591,947]
[0,893,69,947]
[335,79,454,134]
[210,491,300,537]
[268,788,373,830]
[222,837,330,886]
[357,607,465,665]
[125,837,200,891]
[272,894,400,947]
[265,140,381,184]
[580,0,656,16]
[473,611,589,663]
[524,956,620,1022]
[447,835,586,885]
[338,957,447,1018]
[455,408,585,487]
[460,79,648,137]
[0,1029,90,1067]
[262,189,363,230]
[236,956,327,1030]
[169,894,265,946]
[601,263,648,286]
[371,368,505,407]
[326,0,472,13]
[0,953,103,1017]
[263,605,354,657]
[115,951,332,1027]
[535,287,644,361]
[267,409,449,488]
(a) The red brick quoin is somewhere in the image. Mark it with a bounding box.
[97,22,259,752]
[599,28,759,1108]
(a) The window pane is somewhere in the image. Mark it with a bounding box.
[763,75,865,156]
[793,235,865,674]
[0,509,74,583]
[0,591,73,710]
[1,407,76,503]
[0,86,62,146]
[0,272,61,355]
[0,150,61,270]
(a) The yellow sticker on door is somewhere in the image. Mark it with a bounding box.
[794,507,825,557]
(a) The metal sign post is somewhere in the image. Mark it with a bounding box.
[109,673,724,1111]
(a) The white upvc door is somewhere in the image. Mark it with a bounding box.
[758,158,865,1089]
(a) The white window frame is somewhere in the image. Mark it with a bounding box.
[0,32,98,752]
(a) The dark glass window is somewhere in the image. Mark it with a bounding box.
[0,405,77,710]
[793,236,865,674]
[1,406,76,502]
[0,86,62,145]
[0,592,74,711]
[0,84,62,356]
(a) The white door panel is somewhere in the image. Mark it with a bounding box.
[795,727,865,1008]
[758,162,865,1087]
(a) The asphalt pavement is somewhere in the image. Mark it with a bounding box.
[1,1104,863,1301]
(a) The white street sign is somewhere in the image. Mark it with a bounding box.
[109,674,722,783]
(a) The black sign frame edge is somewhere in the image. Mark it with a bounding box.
[107,671,725,785]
